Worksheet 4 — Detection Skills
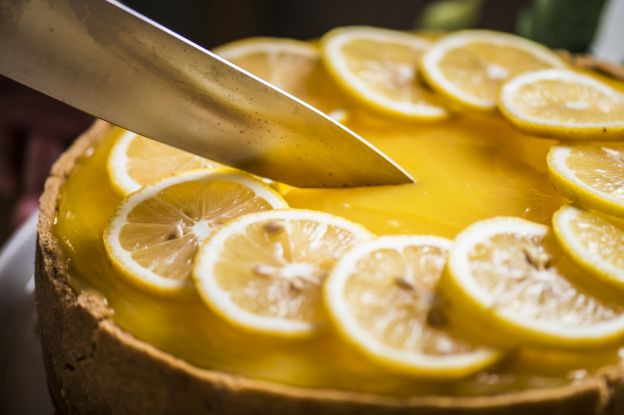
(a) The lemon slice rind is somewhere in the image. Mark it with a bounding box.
[446,217,624,348]
[108,130,139,194]
[499,69,624,139]
[104,169,288,296]
[215,37,318,61]
[194,209,373,337]
[321,26,449,120]
[548,145,624,218]
[421,30,564,111]
[325,235,501,377]
[553,204,624,290]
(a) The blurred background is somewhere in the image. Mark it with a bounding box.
[0,0,621,244]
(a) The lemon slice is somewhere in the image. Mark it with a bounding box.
[104,169,288,296]
[215,37,349,122]
[108,131,220,195]
[445,217,624,348]
[193,209,372,337]
[500,69,624,139]
[553,204,624,290]
[320,26,449,120]
[420,30,564,111]
[324,235,501,377]
[548,143,624,217]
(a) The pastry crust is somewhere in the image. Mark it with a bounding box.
[36,123,624,414]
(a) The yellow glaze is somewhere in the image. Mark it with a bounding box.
[54,111,621,396]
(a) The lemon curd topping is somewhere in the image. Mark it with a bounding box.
[53,114,620,396]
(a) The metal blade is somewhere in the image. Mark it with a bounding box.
[0,0,412,187]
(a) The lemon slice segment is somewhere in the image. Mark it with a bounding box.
[324,235,501,377]
[500,69,624,140]
[553,204,624,290]
[108,131,220,195]
[193,209,372,337]
[445,217,624,348]
[215,37,349,122]
[420,30,564,111]
[320,26,449,120]
[104,169,288,296]
[548,143,624,217]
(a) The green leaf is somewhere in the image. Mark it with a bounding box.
[518,0,606,52]
[417,0,484,31]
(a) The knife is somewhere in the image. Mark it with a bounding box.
[0,0,412,188]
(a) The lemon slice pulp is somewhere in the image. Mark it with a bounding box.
[108,131,219,195]
[553,204,624,290]
[321,26,449,120]
[499,69,624,139]
[193,209,372,337]
[420,30,564,111]
[324,235,501,377]
[215,37,349,121]
[548,143,624,217]
[104,169,288,296]
[445,217,624,348]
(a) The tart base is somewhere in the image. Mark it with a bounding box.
[36,121,624,414]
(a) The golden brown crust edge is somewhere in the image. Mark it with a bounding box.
[35,121,624,415]
[558,51,624,81]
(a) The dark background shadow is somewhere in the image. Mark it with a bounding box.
[125,0,531,48]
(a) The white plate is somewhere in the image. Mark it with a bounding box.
[0,214,54,414]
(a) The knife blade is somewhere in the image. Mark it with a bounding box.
[0,0,413,188]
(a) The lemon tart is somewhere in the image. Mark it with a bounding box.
[36,29,624,414]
